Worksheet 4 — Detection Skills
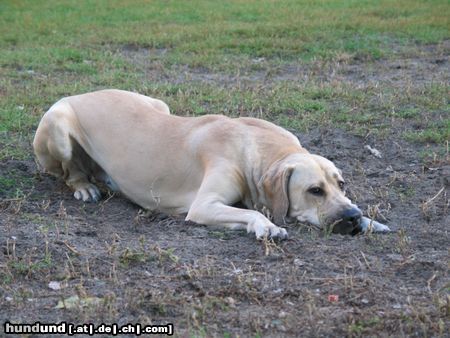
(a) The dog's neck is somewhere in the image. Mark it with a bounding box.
[245,149,308,215]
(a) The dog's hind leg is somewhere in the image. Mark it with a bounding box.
[33,102,101,202]
[60,140,102,202]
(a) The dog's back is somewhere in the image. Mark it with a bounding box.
[33,89,303,215]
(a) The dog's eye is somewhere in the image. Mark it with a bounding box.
[338,181,345,190]
[308,187,324,196]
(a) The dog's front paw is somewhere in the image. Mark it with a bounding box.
[248,217,288,240]
[73,184,101,202]
[269,226,289,241]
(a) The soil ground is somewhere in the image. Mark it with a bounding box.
[0,44,449,337]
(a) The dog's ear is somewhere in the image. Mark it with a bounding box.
[259,163,295,225]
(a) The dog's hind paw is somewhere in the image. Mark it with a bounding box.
[73,184,101,202]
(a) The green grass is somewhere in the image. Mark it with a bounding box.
[404,119,450,144]
[1,0,448,63]
[0,0,449,164]
[8,256,53,276]
[0,167,34,199]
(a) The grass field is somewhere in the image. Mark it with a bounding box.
[0,1,449,337]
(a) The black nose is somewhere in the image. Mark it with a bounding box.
[330,207,363,235]
[342,207,363,226]
[333,207,362,236]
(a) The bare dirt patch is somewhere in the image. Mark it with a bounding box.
[1,128,448,337]
[117,40,449,88]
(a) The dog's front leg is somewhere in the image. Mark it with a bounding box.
[187,200,288,240]
[185,171,288,240]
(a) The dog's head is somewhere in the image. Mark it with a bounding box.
[260,153,362,235]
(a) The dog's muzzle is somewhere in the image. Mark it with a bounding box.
[331,207,363,235]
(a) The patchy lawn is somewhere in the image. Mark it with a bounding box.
[1,1,449,337]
